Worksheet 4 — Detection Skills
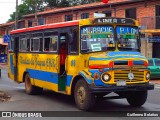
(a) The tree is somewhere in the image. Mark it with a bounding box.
[21,0,45,12]
[58,0,70,7]
[44,0,59,8]
[44,0,70,8]
[8,0,45,22]
[8,3,31,22]
[68,0,101,6]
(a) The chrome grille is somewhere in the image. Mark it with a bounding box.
[114,69,144,83]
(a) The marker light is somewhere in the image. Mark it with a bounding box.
[144,61,148,67]
[128,60,133,67]
[94,72,100,80]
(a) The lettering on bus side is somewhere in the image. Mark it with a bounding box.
[20,56,56,68]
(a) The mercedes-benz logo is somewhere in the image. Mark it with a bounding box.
[128,72,134,80]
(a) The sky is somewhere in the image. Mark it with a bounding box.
[0,0,22,24]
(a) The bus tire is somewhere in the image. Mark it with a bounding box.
[74,79,95,111]
[126,90,147,107]
[25,73,43,95]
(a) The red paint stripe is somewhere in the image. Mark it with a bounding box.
[10,21,79,34]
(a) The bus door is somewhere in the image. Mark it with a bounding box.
[13,37,19,82]
[58,28,78,92]
[58,33,68,91]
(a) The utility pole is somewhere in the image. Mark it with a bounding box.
[34,1,38,26]
[15,0,18,29]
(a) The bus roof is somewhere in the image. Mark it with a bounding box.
[10,20,79,35]
[10,17,138,35]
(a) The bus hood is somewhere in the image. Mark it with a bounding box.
[89,51,148,68]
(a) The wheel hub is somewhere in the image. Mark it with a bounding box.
[77,86,86,104]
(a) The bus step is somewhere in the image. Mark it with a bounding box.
[58,91,66,94]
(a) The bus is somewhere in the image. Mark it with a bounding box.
[8,17,154,111]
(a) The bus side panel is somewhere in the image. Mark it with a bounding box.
[65,55,88,95]
[8,53,15,81]
[18,53,59,92]
[17,53,30,83]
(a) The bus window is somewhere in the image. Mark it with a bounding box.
[49,36,58,52]
[44,31,58,52]
[10,36,14,51]
[69,29,78,54]
[32,39,40,52]
[80,26,115,53]
[31,32,43,52]
[116,26,139,51]
[19,39,27,52]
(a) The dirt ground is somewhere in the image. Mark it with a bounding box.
[0,91,11,102]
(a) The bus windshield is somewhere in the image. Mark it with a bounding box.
[80,26,115,53]
[116,26,140,51]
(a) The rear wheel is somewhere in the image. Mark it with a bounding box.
[74,79,95,111]
[25,73,43,95]
[126,91,147,107]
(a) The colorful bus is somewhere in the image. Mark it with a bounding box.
[8,17,154,110]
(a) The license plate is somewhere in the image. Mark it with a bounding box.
[116,80,126,86]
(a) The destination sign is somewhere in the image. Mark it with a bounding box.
[94,18,135,25]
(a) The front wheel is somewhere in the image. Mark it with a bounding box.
[74,79,95,111]
[126,91,147,107]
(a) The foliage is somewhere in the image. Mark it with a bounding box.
[8,0,45,22]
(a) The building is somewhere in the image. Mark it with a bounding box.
[0,22,14,63]
[0,0,160,58]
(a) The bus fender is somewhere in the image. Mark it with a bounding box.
[78,71,94,85]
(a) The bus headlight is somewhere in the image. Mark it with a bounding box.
[146,72,150,80]
[102,73,111,82]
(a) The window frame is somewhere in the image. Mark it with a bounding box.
[81,13,89,19]
[43,30,58,53]
[28,20,33,27]
[148,59,154,66]
[125,8,137,20]
[19,34,30,52]
[10,35,14,51]
[65,14,73,22]
[154,59,160,66]
[38,18,45,25]
[68,27,79,55]
[30,32,43,52]
[102,10,112,17]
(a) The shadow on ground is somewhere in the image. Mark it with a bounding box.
[15,89,148,111]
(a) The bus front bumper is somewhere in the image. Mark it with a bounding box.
[89,83,154,93]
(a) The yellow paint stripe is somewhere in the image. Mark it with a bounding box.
[34,79,58,92]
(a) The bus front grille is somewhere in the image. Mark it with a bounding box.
[114,69,144,83]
